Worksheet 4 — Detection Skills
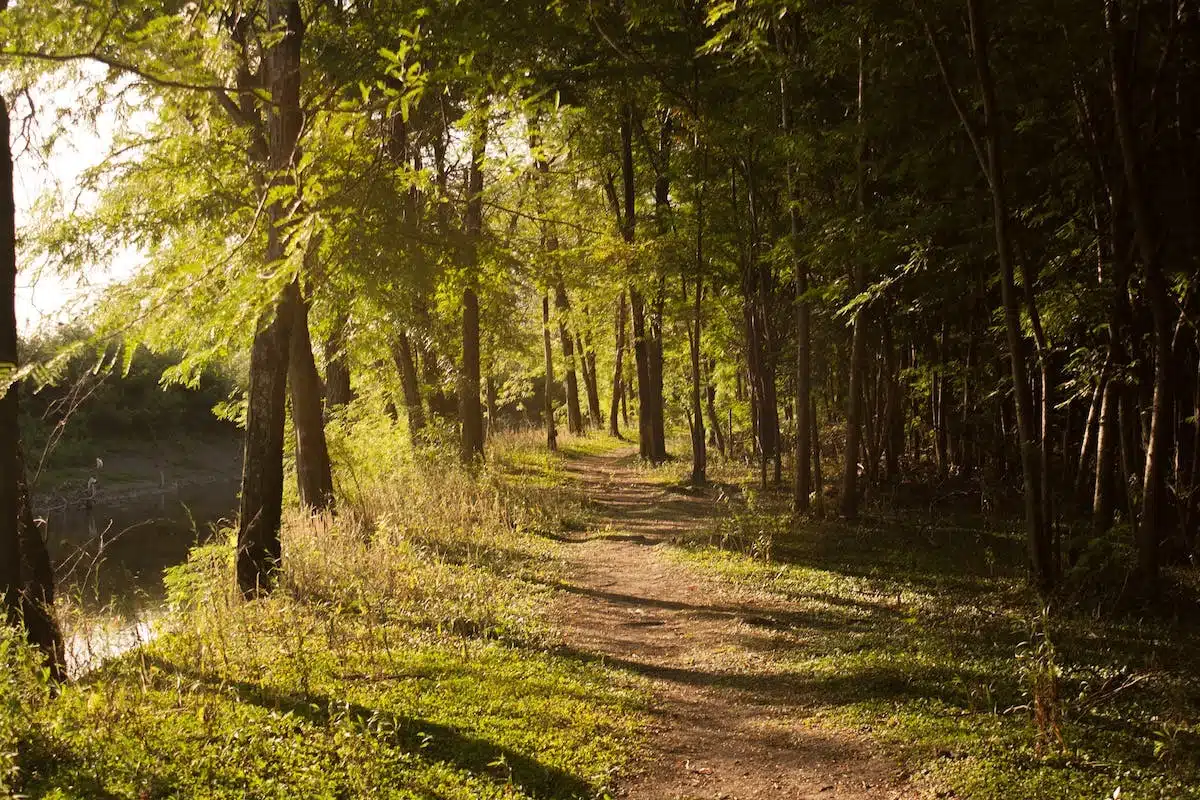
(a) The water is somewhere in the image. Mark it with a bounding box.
[41,480,239,673]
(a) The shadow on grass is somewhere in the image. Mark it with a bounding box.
[669,481,1200,788]
[137,655,597,800]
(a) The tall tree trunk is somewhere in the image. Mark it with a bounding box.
[391,330,425,445]
[459,110,486,463]
[609,291,627,437]
[705,359,726,457]
[741,159,780,486]
[238,0,304,598]
[783,63,812,512]
[555,283,584,435]
[288,282,334,512]
[324,312,353,412]
[970,0,1053,592]
[1,80,21,628]
[1093,364,1121,536]
[1076,368,1105,503]
[647,111,672,462]
[578,329,603,429]
[840,30,870,518]
[882,319,901,480]
[621,363,630,427]
[648,284,667,461]
[689,162,707,483]
[1,84,64,676]
[811,395,825,518]
[630,288,654,459]
[1109,0,1169,591]
[620,104,655,461]
[688,277,706,483]
[920,0,1053,591]
[485,375,498,440]
[543,294,558,451]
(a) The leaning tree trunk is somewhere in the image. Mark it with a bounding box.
[288,282,335,513]
[577,329,603,429]
[237,0,304,599]
[1092,362,1121,537]
[919,0,1054,592]
[968,0,1054,593]
[459,111,487,463]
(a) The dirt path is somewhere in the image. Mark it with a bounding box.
[554,448,913,800]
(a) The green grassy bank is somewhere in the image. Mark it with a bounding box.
[657,456,1200,800]
[3,419,646,800]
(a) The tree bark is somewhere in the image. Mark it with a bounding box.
[459,110,486,463]
[1,88,64,676]
[840,30,870,518]
[811,395,825,518]
[578,329,603,429]
[920,0,1053,591]
[391,330,425,444]
[555,283,584,435]
[689,182,707,484]
[630,288,654,459]
[238,0,304,598]
[609,291,627,437]
[1093,365,1121,537]
[543,293,558,451]
[621,104,655,461]
[705,359,726,457]
[1,83,21,627]
[324,312,353,412]
[969,0,1053,592]
[783,68,812,512]
[288,282,335,513]
[1109,0,1169,591]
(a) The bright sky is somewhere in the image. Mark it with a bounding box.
[11,76,142,333]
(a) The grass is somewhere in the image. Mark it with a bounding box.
[661,455,1200,800]
[3,415,647,799]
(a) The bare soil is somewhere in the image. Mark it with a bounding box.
[554,448,917,800]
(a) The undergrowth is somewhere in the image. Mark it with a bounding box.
[2,411,645,799]
[666,457,1200,800]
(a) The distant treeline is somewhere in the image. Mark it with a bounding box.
[19,325,240,469]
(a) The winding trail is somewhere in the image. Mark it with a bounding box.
[554,448,912,800]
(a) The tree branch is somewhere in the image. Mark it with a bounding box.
[910,1,990,184]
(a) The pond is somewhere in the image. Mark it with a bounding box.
[40,479,240,673]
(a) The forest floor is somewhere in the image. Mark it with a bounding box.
[8,429,1198,799]
[553,447,909,799]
